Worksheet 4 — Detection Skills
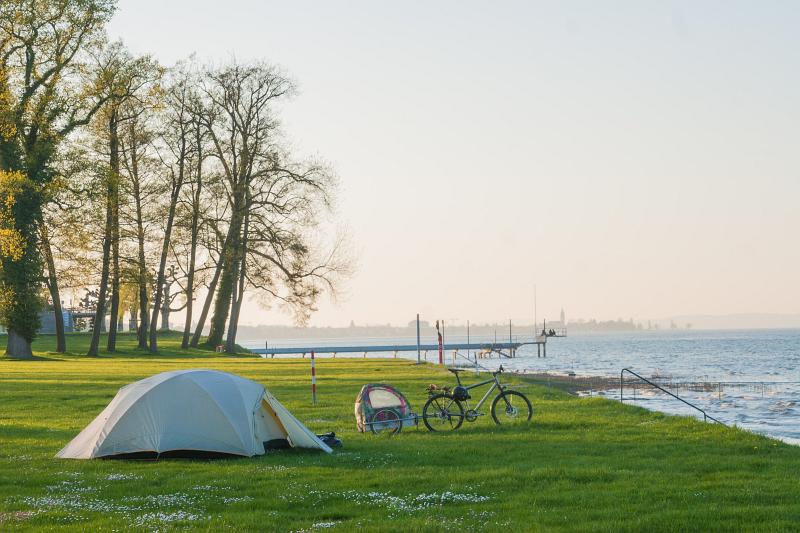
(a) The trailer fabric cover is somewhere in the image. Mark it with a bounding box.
[354,383,417,432]
[56,369,331,459]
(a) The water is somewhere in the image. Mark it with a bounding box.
[242,329,800,444]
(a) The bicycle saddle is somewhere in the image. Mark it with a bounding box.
[447,368,466,374]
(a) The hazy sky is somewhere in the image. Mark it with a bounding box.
[109,1,799,327]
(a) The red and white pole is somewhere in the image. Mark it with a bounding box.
[311,351,317,405]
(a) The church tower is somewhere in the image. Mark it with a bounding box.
[560,308,566,326]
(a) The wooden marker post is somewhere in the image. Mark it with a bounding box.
[416,313,421,364]
[436,320,443,365]
[311,351,317,405]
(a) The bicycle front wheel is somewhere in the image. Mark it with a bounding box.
[491,390,533,425]
[422,394,464,432]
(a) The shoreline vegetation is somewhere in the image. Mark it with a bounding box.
[3,332,800,531]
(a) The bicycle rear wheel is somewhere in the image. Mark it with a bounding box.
[422,394,464,432]
[491,390,533,425]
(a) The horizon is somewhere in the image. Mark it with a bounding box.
[206,311,800,333]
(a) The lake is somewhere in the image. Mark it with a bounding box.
[243,329,800,444]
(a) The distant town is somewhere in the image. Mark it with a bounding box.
[236,316,670,342]
[232,312,800,341]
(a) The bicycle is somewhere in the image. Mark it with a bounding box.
[422,365,533,432]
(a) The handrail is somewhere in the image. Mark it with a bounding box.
[620,368,726,425]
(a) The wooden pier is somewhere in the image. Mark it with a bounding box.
[253,330,565,359]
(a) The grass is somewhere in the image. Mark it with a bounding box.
[1,333,800,531]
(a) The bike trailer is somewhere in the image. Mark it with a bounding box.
[355,384,418,433]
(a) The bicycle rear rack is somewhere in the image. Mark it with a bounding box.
[620,368,726,425]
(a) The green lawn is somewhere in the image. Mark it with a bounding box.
[1,333,799,532]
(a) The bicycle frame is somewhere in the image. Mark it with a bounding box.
[455,373,505,412]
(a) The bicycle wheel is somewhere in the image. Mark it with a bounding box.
[491,390,533,425]
[422,394,464,432]
[370,409,403,435]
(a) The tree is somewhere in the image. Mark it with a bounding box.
[118,107,157,348]
[0,0,115,359]
[193,62,349,352]
[178,112,208,348]
[147,67,194,353]
[87,44,160,357]
[39,223,64,351]
[232,153,349,350]
[39,153,88,353]
[196,63,293,349]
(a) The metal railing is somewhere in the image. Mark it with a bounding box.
[620,368,726,425]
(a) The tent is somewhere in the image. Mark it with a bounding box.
[56,369,332,459]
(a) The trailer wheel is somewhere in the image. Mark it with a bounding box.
[370,409,402,435]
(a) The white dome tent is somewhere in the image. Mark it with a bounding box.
[56,369,332,459]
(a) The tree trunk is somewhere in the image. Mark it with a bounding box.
[189,244,226,347]
[148,197,175,352]
[2,180,44,359]
[181,141,203,349]
[160,279,171,330]
[6,330,33,359]
[148,119,188,352]
[224,260,241,353]
[87,203,113,356]
[88,107,119,357]
[225,198,249,353]
[181,232,198,348]
[106,173,120,351]
[41,224,66,353]
[206,187,245,348]
[148,186,182,352]
[225,264,246,353]
[128,121,150,349]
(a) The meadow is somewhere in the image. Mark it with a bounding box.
[1,332,800,532]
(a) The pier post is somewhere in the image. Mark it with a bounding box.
[437,321,443,365]
[311,351,317,406]
[416,314,421,364]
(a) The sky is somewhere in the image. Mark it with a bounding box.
[108,1,800,327]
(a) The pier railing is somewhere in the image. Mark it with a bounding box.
[619,368,726,425]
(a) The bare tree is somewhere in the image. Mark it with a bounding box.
[87,44,160,357]
[194,63,293,349]
[192,61,349,352]
[147,66,196,352]
[118,86,161,348]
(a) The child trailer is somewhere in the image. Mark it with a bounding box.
[355,384,418,435]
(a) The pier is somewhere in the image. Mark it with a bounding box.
[253,329,566,360]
